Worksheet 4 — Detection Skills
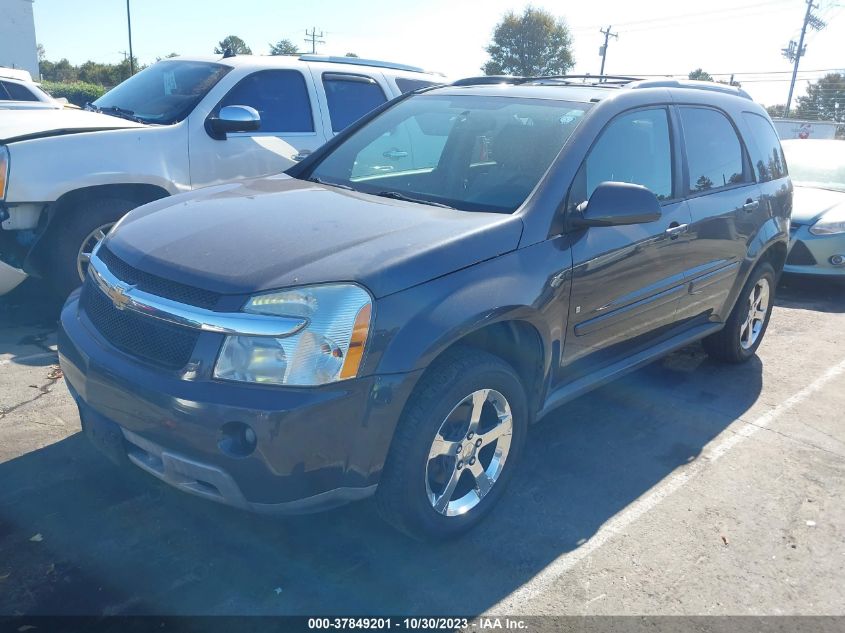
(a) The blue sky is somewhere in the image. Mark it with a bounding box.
[32,0,845,106]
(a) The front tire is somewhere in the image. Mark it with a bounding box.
[44,197,138,298]
[703,261,776,363]
[376,347,527,541]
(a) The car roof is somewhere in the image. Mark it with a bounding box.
[425,76,755,108]
[168,54,444,80]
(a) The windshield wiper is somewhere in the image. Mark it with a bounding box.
[309,177,354,191]
[375,190,454,209]
[85,103,145,124]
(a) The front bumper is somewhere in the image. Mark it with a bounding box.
[59,290,422,513]
[785,226,845,277]
[0,259,27,295]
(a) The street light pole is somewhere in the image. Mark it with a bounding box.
[126,0,135,75]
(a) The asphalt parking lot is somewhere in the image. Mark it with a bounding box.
[1,275,844,617]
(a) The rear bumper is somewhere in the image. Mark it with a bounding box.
[60,290,422,513]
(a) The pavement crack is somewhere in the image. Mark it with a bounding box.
[0,372,63,420]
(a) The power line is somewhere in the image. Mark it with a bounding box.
[783,0,826,115]
[304,27,325,55]
[571,0,795,32]
[598,25,618,78]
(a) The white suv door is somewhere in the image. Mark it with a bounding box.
[309,68,391,139]
[188,68,327,188]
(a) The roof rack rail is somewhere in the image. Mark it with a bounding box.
[628,79,753,100]
[298,55,428,74]
[451,74,642,88]
[528,74,642,85]
[451,75,526,86]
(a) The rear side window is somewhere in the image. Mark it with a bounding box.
[219,70,314,133]
[396,78,438,94]
[323,73,387,133]
[743,112,787,182]
[680,107,746,192]
[1,81,38,101]
[579,107,674,202]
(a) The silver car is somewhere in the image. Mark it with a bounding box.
[782,139,845,278]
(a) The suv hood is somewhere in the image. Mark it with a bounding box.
[105,175,523,299]
[792,185,845,224]
[0,108,144,143]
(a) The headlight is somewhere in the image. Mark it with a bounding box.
[0,146,9,200]
[213,283,372,386]
[810,205,845,236]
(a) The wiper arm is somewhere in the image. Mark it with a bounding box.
[309,177,354,191]
[88,104,145,123]
[375,190,454,209]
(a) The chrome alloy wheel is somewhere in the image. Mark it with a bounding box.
[425,388,513,517]
[740,276,770,350]
[76,222,115,282]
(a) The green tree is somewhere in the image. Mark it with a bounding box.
[269,39,299,55]
[155,52,180,61]
[36,43,46,62]
[215,35,252,56]
[688,68,741,88]
[766,104,787,118]
[39,58,78,82]
[482,7,574,76]
[688,68,714,82]
[794,73,845,123]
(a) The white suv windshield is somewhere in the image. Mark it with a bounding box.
[92,60,230,124]
[308,94,589,213]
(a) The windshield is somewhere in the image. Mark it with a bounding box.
[92,60,230,124]
[782,140,845,192]
[307,94,590,213]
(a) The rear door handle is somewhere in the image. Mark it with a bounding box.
[293,149,312,162]
[665,223,689,239]
[743,199,760,213]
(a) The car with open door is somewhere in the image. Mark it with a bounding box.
[58,75,790,540]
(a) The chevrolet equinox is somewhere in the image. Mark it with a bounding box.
[58,76,791,540]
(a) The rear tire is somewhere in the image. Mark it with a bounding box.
[376,347,527,541]
[703,261,776,363]
[44,197,138,298]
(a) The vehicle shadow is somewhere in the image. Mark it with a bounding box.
[0,345,763,616]
[776,274,845,314]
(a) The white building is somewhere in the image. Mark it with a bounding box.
[0,0,38,77]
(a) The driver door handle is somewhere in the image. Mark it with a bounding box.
[665,223,689,239]
[743,199,760,213]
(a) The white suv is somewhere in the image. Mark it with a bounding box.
[0,67,63,110]
[0,54,442,295]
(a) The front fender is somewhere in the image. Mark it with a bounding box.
[365,239,573,382]
[5,125,188,203]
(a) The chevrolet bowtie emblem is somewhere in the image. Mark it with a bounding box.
[106,281,136,311]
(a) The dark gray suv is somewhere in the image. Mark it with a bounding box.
[58,76,791,540]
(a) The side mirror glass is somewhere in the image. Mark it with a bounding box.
[206,105,261,140]
[571,181,662,228]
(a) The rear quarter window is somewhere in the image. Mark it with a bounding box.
[679,107,747,192]
[742,112,788,182]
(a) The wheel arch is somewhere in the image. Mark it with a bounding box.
[26,183,170,277]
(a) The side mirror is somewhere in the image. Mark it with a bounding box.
[571,181,662,228]
[206,105,261,140]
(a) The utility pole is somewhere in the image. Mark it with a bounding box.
[304,27,325,54]
[782,0,825,116]
[598,26,618,80]
[126,0,135,75]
